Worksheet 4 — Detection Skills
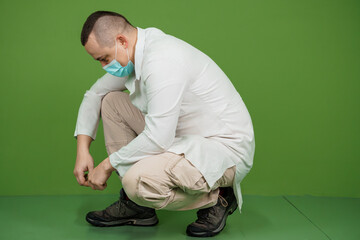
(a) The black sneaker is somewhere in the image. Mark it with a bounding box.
[186,187,237,237]
[85,188,159,227]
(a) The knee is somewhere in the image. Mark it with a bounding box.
[101,91,128,111]
[101,91,129,119]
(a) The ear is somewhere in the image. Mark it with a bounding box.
[115,34,128,48]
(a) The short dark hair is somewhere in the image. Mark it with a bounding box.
[80,11,134,46]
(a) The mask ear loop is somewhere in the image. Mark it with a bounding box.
[115,39,130,62]
[114,39,118,60]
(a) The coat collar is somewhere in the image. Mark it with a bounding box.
[125,26,145,95]
[134,26,145,80]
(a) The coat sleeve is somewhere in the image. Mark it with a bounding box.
[73,73,128,141]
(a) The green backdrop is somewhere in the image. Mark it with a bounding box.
[0,0,359,198]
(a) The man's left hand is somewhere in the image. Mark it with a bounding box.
[87,157,115,190]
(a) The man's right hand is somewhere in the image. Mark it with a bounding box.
[74,151,94,187]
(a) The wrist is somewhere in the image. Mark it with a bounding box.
[103,157,116,173]
[77,148,90,156]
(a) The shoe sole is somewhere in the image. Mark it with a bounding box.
[186,200,238,237]
[86,215,159,227]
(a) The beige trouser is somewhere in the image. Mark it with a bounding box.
[100,91,236,211]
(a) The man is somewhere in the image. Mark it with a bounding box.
[73,10,255,237]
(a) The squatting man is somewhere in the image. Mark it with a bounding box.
[73,10,255,237]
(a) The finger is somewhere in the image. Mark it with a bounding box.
[89,182,96,190]
[94,183,102,190]
[93,182,105,191]
[89,179,99,190]
[83,180,90,187]
[75,172,86,185]
[75,176,81,185]
[100,182,108,191]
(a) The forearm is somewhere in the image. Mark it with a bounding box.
[77,134,93,155]
[73,73,128,141]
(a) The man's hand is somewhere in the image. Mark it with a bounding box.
[74,151,94,187]
[87,157,115,190]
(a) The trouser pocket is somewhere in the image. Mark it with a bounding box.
[164,154,211,194]
[136,175,173,210]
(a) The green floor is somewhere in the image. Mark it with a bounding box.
[0,194,359,240]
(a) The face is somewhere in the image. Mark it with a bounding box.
[84,32,129,68]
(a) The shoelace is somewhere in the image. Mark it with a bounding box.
[195,195,229,224]
[218,194,228,208]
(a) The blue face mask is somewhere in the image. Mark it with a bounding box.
[102,40,134,77]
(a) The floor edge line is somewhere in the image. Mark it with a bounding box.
[282,195,332,240]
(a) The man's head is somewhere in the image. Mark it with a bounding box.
[81,11,137,68]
